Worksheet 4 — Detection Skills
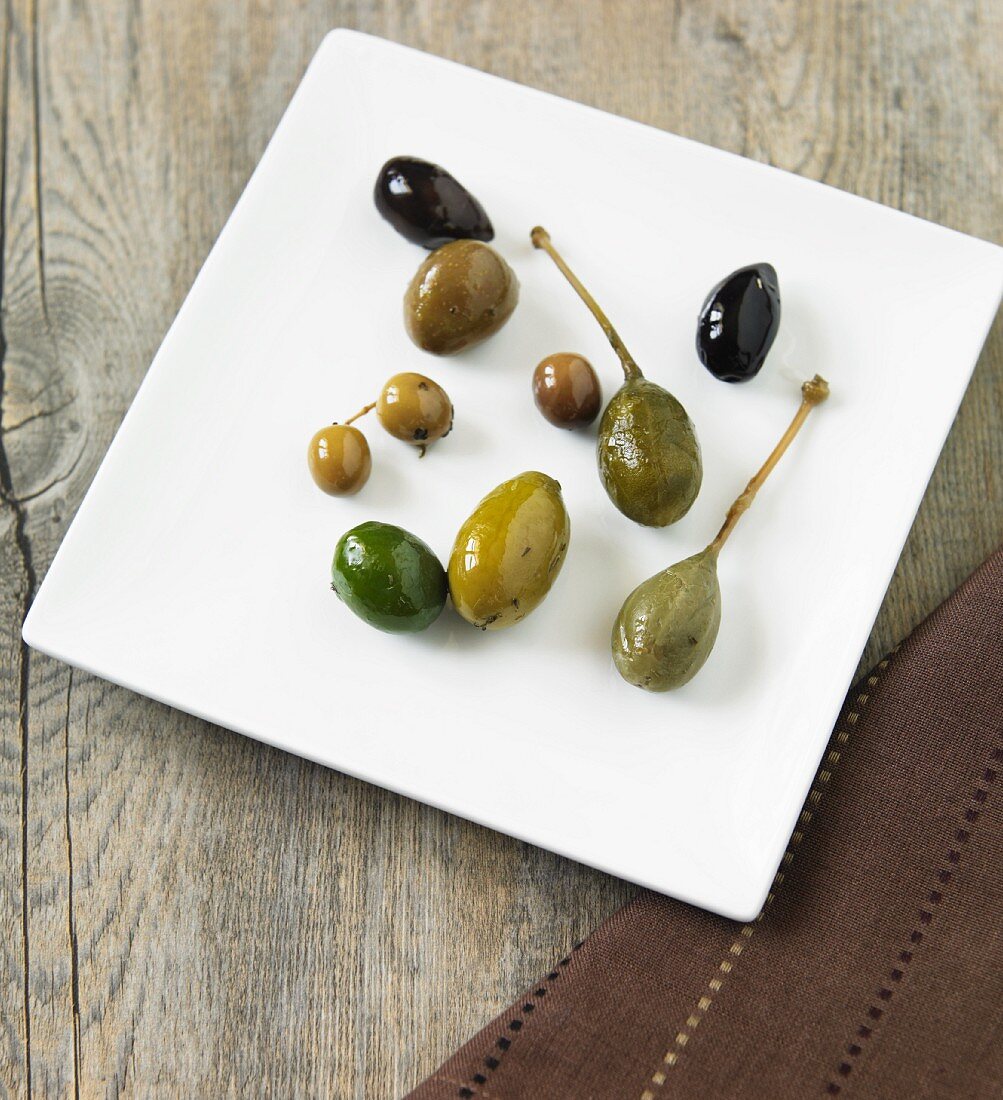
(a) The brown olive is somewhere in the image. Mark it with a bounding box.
[532,353,602,429]
[377,372,453,449]
[307,424,372,495]
[404,239,519,355]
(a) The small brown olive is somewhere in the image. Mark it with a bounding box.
[532,353,602,429]
[307,424,372,495]
[377,373,453,449]
[404,240,519,355]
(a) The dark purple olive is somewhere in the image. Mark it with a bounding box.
[374,156,494,249]
[696,263,780,383]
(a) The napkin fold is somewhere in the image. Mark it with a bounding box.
[409,547,1003,1100]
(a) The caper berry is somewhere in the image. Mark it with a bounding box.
[307,424,371,495]
[532,353,602,429]
[377,373,453,448]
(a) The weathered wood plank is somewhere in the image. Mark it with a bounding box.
[0,1,998,1098]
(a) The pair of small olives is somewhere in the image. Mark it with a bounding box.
[308,372,453,496]
[331,472,570,634]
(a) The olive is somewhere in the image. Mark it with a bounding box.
[696,263,780,383]
[531,227,701,527]
[377,372,453,450]
[331,521,447,633]
[404,240,519,356]
[374,156,494,249]
[612,377,829,691]
[307,424,371,495]
[448,472,570,630]
[532,353,602,429]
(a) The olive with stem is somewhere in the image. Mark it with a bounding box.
[531,226,702,527]
[307,403,376,496]
[612,375,830,692]
[307,373,452,496]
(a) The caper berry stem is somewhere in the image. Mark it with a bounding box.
[707,375,829,555]
[343,401,377,426]
[531,226,643,383]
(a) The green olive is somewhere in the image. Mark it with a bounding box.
[404,239,519,355]
[377,372,453,448]
[307,424,371,495]
[448,472,570,629]
[331,521,447,633]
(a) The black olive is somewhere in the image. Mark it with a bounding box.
[374,156,494,249]
[696,263,781,383]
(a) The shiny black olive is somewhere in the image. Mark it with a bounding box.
[374,156,494,249]
[696,263,781,383]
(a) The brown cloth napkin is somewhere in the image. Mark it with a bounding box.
[409,547,1003,1100]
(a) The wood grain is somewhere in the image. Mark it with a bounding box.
[1,1,999,1096]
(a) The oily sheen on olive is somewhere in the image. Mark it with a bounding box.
[404,240,519,355]
[377,372,453,448]
[331,522,447,634]
[696,263,781,383]
[307,424,371,496]
[532,353,602,429]
[374,156,494,249]
[448,472,570,630]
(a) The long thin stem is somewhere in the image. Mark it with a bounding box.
[343,401,376,426]
[531,226,642,382]
[708,375,830,555]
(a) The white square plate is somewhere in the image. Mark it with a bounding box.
[24,31,1003,920]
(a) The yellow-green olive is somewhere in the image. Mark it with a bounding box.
[307,424,371,495]
[448,472,569,629]
[404,239,519,355]
[377,372,453,448]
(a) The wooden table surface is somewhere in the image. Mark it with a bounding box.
[1,2,999,1096]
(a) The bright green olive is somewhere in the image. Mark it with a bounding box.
[331,521,447,633]
[448,472,569,629]
[404,239,519,355]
